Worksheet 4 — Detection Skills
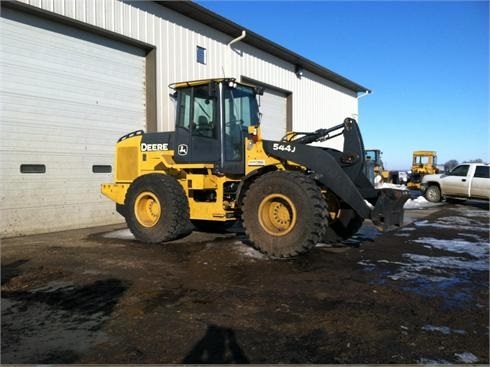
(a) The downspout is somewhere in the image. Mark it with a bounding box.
[351,90,371,122]
[357,90,371,99]
[225,31,246,78]
[228,30,247,47]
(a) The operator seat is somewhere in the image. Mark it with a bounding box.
[197,115,214,138]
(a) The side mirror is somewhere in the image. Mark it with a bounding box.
[255,86,265,95]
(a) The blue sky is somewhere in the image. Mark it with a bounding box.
[197,0,489,170]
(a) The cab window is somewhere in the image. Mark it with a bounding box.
[223,84,259,161]
[474,166,489,179]
[176,85,216,139]
[449,165,469,177]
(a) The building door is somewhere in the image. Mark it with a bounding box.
[1,8,146,236]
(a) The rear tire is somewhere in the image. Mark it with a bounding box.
[125,174,191,243]
[242,171,328,258]
[424,185,442,203]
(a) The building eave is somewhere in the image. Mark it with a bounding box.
[156,1,371,94]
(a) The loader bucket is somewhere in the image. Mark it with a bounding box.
[370,188,410,230]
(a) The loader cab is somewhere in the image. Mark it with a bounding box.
[172,79,261,175]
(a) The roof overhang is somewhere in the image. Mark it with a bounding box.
[156,1,371,94]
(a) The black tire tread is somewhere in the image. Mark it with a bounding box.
[125,174,191,243]
[242,171,328,258]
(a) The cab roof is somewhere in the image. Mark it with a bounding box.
[169,78,255,90]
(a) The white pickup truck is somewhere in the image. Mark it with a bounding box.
[421,163,490,203]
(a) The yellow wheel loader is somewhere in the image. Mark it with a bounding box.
[364,149,392,182]
[407,150,439,190]
[101,78,409,258]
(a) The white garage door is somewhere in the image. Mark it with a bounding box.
[0,9,146,237]
[258,87,288,141]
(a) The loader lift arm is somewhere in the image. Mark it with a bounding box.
[263,118,409,230]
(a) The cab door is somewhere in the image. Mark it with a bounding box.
[174,85,219,164]
[442,164,470,196]
[219,83,260,175]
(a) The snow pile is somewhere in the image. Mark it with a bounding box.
[403,195,440,210]
[378,182,408,190]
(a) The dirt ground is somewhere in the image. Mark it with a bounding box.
[1,201,489,364]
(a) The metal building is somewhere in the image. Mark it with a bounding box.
[0,0,370,237]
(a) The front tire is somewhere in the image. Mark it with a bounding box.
[241,171,328,258]
[424,185,442,203]
[125,174,191,243]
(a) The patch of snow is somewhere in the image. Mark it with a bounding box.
[415,217,488,232]
[103,229,135,240]
[379,183,408,190]
[404,195,442,210]
[357,260,375,267]
[454,208,490,218]
[422,324,466,335]
[234,242,268,260]
[404,253,489,272]
[401,227,416,231]
[412,237,489,259]
[454,352,479,364]
[436,216,484,227]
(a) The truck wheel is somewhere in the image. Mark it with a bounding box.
[424,185,441,203]
[125,174,191,243]
[242,171,328,258]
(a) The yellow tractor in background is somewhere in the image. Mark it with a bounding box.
[364,149,391,182]
[407,150,439,190]
[101,78,409,258]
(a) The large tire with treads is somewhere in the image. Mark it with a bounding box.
[241,171,328,258]
[124,174,191,243]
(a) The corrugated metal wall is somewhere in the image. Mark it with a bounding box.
[15,0,358,150]
[0,6,146,236]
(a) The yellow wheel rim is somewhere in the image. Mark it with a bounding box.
[134,192,161,228]
[258,194,297,236]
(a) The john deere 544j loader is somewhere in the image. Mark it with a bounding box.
[101,78,409,258]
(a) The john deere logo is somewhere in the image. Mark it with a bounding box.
[178,144,188,156]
